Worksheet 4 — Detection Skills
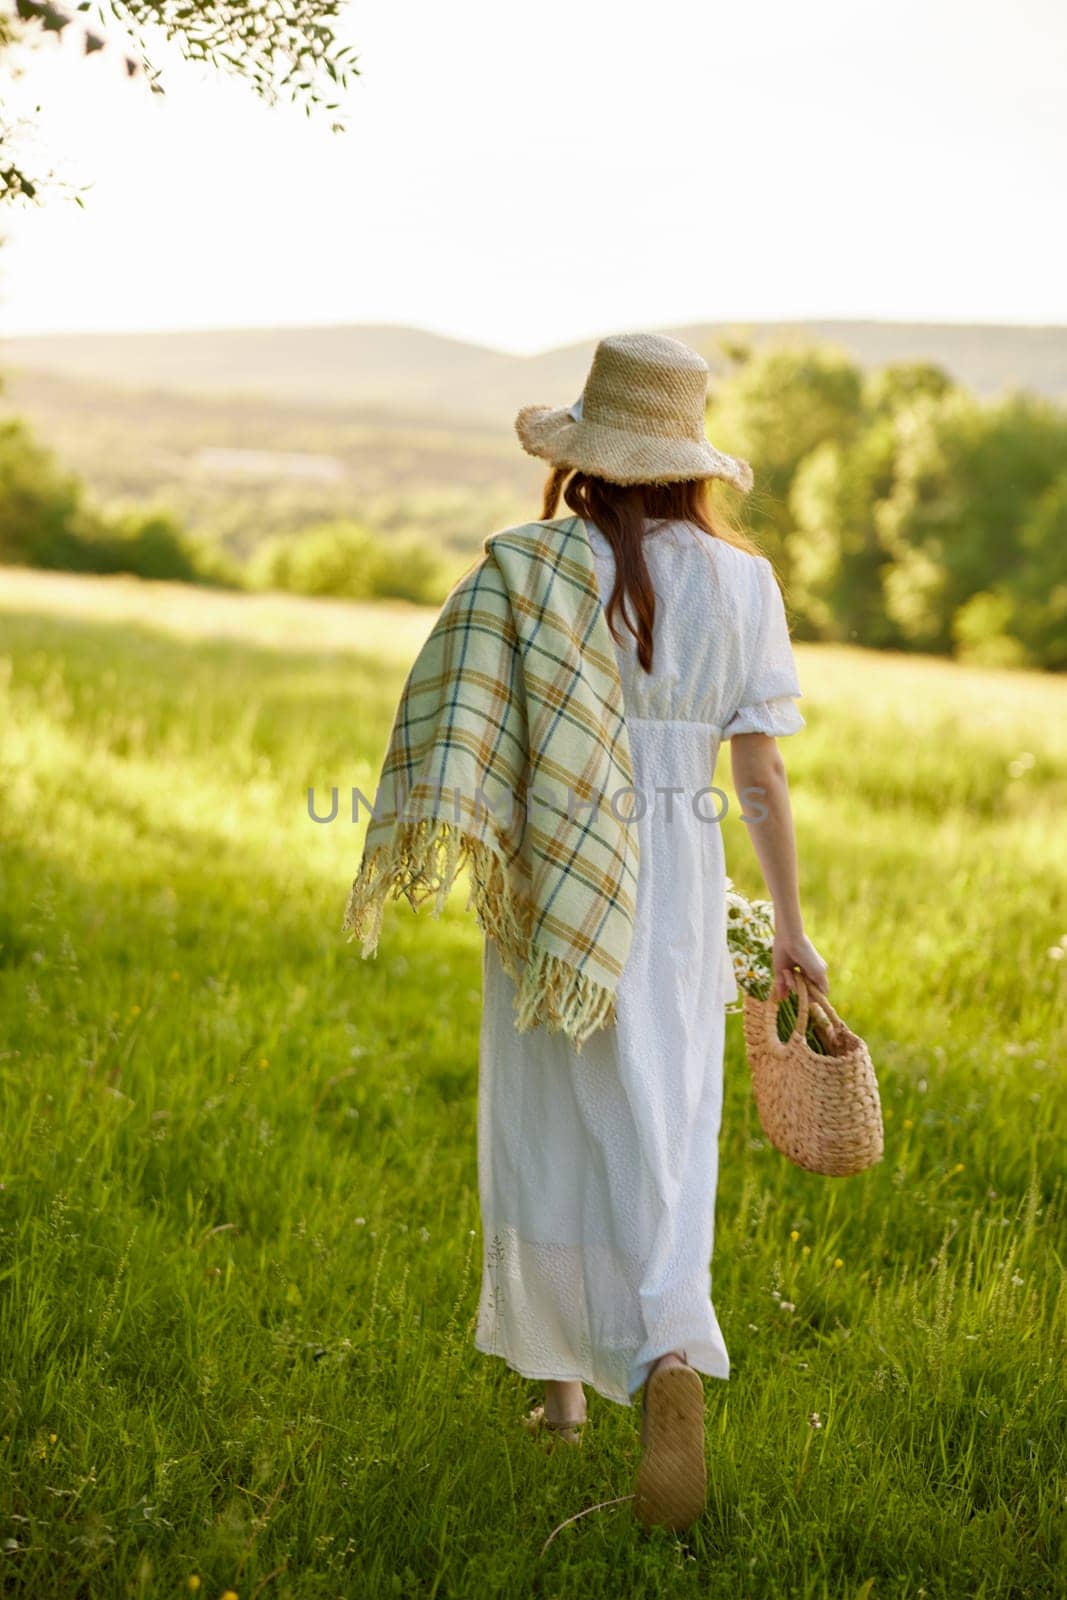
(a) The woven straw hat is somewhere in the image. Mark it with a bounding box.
[515,331,753,492]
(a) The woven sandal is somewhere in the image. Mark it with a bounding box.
[521,1402,586,1449]
[633,1352,707,1532]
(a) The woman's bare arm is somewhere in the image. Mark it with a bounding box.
[729,732,829,1002]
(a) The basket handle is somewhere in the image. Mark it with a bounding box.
[792,970,843,1037]
[760,967,810,1054]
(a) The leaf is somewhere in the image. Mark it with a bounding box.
[41,2,71,33]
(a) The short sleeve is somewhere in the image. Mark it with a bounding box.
[722,557,805,739]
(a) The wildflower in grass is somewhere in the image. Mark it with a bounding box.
[222,1591,238,1600]
[258,1057,269,1069]
[748,1323,760,1332]
[48,1433,56,1444]
[780,1300,796,1313]
[171,970,181,982]
[903,1118,914,1129]
[952,1162,965,1174]
[1011,1273,1024,1286]
[186,1580,201,1594]
[1048,946,1065,962]
[801,1244,811,1256]
[808,1412,822,1429]
[790,1229,800,1242]
[130,1004,141,1017]
[833,1257,843,1269]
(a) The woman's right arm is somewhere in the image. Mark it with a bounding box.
[729,731,829,1003]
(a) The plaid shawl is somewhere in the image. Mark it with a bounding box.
[343,513,638,1050]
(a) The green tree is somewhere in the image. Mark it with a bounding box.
[876,390,1067,653]
[706,342,865,576]
[250,521,448,606]
[0,415,100,565]
[787,362,960,647]
[864,360,954,417]
[100,508,229,583]
[0,414,231,582]
[251,521,380,600]
[1004,472,1067,670]
[788,418,900,647]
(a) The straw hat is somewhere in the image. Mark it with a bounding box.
[514,331,753,492]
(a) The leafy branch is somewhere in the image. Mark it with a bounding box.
[0,0,360,205]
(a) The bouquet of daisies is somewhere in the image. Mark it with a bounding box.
[724,878,829,1053]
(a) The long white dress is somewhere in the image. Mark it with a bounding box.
[474,516,805,1405]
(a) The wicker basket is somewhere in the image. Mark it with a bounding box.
[741,973,884,1177]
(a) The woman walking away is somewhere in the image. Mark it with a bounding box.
[345,331,829,1534]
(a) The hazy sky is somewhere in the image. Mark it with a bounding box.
[1,0,1065,353]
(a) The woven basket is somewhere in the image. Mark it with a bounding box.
[741,973,884,1177]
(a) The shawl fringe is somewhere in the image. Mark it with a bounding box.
[343,815,617,1052]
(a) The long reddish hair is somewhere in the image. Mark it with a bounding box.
[541,467,765,672]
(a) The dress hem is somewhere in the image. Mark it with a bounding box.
[473,1335,731,1408]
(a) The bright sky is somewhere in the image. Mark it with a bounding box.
[1,0,1065,354]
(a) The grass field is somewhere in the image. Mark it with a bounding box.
[1,567,1064,1600]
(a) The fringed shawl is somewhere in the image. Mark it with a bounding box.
[343,514,639,1050]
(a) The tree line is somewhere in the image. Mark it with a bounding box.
[710,339,1066,670]
[1,336,1065,669]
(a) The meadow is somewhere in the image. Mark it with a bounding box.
[0,567,1064,1600]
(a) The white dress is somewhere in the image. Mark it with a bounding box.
[474,517,805,1405]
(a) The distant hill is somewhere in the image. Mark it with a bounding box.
[0,366,545,557]
[4,318,1065,562]
[2,319,1065,422]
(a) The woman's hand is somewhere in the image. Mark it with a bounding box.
[770,929,829,1003]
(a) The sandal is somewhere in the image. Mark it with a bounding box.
[633,1350,707,1531]
[522,1402,587,1449]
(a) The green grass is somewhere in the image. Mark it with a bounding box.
[0,571,1065,1600]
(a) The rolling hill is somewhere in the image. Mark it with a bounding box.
[3,318,1066,423]
[3,317,1065,560]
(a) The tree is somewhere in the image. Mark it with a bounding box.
[787,362,960,648]
[705,342,865,577]
[250,521,449,605]
[788,419,901,647]
[864,360,953,417]
[876,390,1067,654]
[1000,472,1067,669]
[1,0,359,204]
[0,413,97,565]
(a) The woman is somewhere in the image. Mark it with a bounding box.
[345,331,829,1533]
[474,332,829,1530]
